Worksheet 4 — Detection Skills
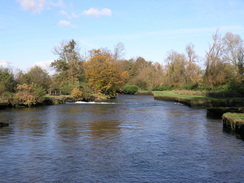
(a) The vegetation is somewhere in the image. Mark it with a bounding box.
[223,113,244,138]
[84,49,128,97]
[12,84,46,107]
[224,113,244,121]
[71,88,83,101]
[0,30,243,107]
[153,90,244,100]
[122,85,139,94]
[0,67,16,98]
[153,91,215,100]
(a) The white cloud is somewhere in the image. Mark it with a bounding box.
[34,60,55,74]
[60,10,79,19]
[58,20,71,27]
[17,0,46,13]
[60,10,68,16]
[17,0,64,13]
[0,60,13,69]
[83,8,112,17]
[48,0,64,8]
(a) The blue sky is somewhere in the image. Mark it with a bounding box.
[1,0,244,72]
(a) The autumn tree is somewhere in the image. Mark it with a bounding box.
[124,57,153,89]
[130,62,164,90]
[132,57,152,77]
[117,56,164,90]
[165,50,188,87]
[222,32,244,81]
[117,58,136,82]
[117,59,137,86]
[84,49,128,97]
[185,43,202,85]
[204,31,234,86]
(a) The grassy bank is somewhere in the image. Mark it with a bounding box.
[153,91,244,107]
[223,113,244,138]
[224,113,244,121]
[153,91,214,100]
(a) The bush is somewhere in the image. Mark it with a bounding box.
[134,80,147,91]
[12,84,46,107]
[182,83,199,90]
[80,84,94,101]
[71,88,83,101]
[195,85,212,91]
[228,82,244,95]
[122,85,139,94]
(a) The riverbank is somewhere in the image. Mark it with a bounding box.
[0,99,11,109]
[135,91,153,95]
[153,91,244,108]
[0,93,112,109]
[207,107,244,119]
[223,113,244,139]
[2,90,244,108]
[0,96,69,109]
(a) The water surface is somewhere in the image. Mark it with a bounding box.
[0,95,244,182]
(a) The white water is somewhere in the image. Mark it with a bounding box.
[74,101,118,105]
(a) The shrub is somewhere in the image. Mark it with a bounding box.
[195,85,212,91]
[122,85,139,94]
[12,84,46,107]
[71,88,83,101]
[228,82,244,95]
[81,84,94,101]
[182,83,199,90]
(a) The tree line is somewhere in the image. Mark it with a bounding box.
[0,31,243,106]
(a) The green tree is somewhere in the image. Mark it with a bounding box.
[18,66,51,91]
[51,39,84,82]
[185,43,202,85]
[51,40,85,94]
[0,67,16,98]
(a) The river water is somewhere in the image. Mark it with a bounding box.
[0,95,244,183]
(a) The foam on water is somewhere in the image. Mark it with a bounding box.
[74,101,117,105]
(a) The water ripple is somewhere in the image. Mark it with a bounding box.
[0,95,244,182]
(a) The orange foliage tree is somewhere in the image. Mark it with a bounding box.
[84,49,128,97]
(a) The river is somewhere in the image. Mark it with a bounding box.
[0,95,244,183]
